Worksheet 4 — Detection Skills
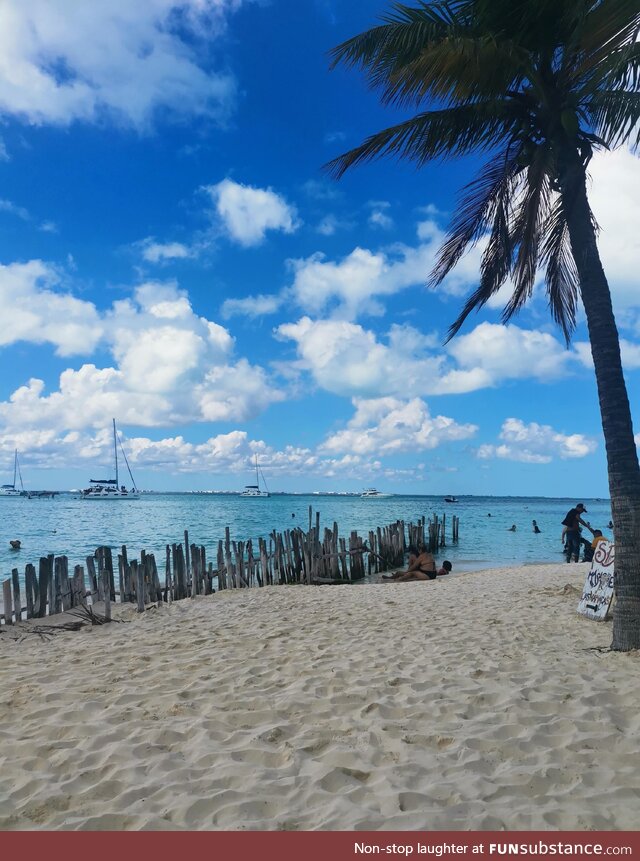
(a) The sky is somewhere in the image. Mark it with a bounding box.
[0,0,639,496]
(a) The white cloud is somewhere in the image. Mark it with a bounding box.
[39,220,58,233]
[0,268,284,432]
[448,322,576,382]
[0,198,29,220]
[316,214,347,236]
[0,259,103,355]
[0,0,243,128]
[276,317,576,400]
[574,338,640,371]
[320,397,477,456]
[477,418,597,464]
[287,220,483,320]
[277,317,444,398]
[221,293,283,319]
[588,147,640,310]
[0,137,9,161]
[368,201,393,230]
[141,240,192,264]
[207,178,300,246]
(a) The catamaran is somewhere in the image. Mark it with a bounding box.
[81,420,139,499]
[240,454,270,498]
[0,449,23,497]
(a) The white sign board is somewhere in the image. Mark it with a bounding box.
[577,540,615,621]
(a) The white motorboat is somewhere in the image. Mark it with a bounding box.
[240,454,270,497]
[81,420,139,499]
[360,488,392,498]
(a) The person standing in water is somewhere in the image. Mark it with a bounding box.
[532,520,541,533]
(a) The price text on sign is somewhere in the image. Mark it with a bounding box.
[577,540,614,621]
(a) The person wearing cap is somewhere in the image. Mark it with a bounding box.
[561,503,593,562]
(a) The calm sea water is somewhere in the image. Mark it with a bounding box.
[0,493,613,585]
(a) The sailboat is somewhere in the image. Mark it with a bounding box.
[0,450,23,497]
[81,420,139,499]
[240,454,270,498]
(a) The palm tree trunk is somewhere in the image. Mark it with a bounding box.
[559,147,640,651]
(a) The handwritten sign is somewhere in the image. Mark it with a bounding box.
[577,540,615,621]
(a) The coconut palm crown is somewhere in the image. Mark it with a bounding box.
[328,0,640,650]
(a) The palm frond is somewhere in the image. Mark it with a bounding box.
[384,36,530,107]
[502,145,553,321]
[329,2,467,74]
[574,37,640,95]
[445,171,518,341]
[578,0,640,57]
[588,89,640,148]
[324,102,519,178]
[430,148,521,285]
[540,199,580,343]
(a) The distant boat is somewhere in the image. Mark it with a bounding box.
[444,496,458,503]
[240,454,270,498]
[361,488,392,498]
[0,450,24,497]
[81,420,139,499]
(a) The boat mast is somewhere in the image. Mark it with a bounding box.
[113,419,119,487]
[16,450,24,492]
[13,449,17,488]
[255,454,260,488]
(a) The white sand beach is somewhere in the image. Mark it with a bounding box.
[1,562,639,831]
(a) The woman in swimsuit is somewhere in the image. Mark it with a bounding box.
[382,545,437,581]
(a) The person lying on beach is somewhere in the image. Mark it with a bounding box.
[382,545,437,581]
[437,560,452,576]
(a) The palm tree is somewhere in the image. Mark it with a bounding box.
[327,0,640,650]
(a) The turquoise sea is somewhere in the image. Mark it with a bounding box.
[0,493,613,586]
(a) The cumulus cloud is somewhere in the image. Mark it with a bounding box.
[287,220,483,320]
[0,259,103,355]
[448,322,576,382]
[320,397,477,456]
[0,268,284,434]
[588,147,640,311]
[477,418,598,464]
[206,178,300,246]
[0,137,9,161]
[276,317,577,399]
[0,0,244,128]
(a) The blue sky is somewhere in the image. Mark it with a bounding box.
[0,0,639,496]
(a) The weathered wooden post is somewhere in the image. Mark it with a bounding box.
[25,563,36,619]
[11,568,21,623]
[2,579,13,625]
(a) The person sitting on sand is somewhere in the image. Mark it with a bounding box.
[382,544,437,581]
[532,520,541,534]
[591,529,607,550]
[437,560,452,576]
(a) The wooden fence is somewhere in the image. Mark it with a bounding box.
[1,508,459,625]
